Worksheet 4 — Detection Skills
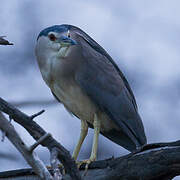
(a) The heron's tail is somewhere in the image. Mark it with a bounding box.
[101,128,146,152]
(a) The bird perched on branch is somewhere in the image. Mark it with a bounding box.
[35,24,147,168]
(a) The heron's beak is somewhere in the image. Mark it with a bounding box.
[57,35,77,47]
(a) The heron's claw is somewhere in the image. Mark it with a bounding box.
[76,158,96,176]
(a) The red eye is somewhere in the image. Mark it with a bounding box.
[48,34,56,41]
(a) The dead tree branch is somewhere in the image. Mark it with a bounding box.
[0,97,81,180]
[0,36,13,45]
[1,141,180,180]
[0,112,53,180]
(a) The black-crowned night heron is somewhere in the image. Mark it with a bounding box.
[35,24,147,167]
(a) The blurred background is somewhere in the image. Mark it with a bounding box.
[0,0,180,179]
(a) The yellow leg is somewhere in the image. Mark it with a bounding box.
[78,114,101,171]
[89,114,100,162]
[72,120,88,161]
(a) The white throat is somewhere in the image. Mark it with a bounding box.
[57,46,69,58]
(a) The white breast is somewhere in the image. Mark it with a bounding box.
[52,80,96,123]
[52,79,117,132]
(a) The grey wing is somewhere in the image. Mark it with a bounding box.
[74,32,147,149]
[70,25,138,110]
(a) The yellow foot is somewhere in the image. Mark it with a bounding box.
[76,158,96,176]
[46,165,51,169]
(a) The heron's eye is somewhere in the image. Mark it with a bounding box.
[48,34,56,41]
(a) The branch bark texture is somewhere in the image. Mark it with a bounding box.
[1,143,180,179]
[0,36,13,45]
[0,97,81,180]
[0,112,52,180]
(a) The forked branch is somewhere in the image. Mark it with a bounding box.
[0,97,81,180]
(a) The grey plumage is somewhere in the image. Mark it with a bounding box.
[36,24,147,154]
[74,29,146,150]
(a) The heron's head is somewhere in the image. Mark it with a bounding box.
[35,25,78,59]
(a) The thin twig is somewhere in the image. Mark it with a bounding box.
[0,36,13,45]
[30,109,45,120]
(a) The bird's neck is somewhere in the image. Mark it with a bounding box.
[57,46,69,58]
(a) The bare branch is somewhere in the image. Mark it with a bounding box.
[30,109,45,120]
[0,97,81,180]
[29,133,51,152]
[0,36,13,45]
[0,112,53,180]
